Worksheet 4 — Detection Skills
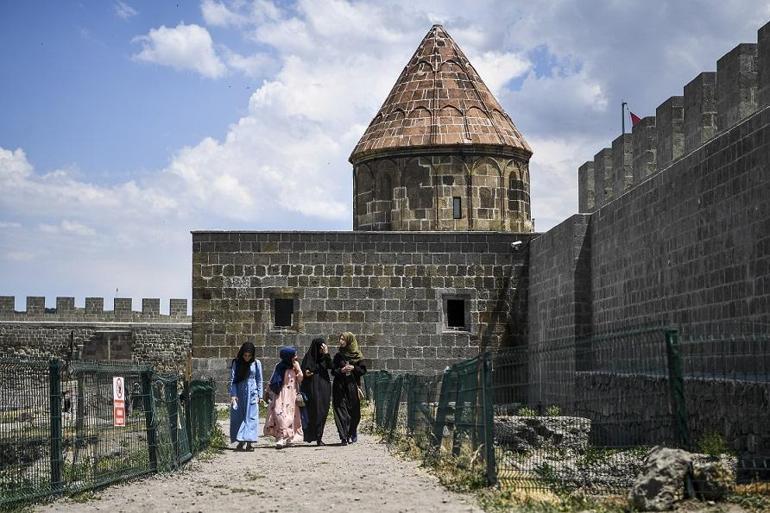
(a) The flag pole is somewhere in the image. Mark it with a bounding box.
[621,101,627,134]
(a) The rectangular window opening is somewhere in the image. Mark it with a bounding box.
[446,299,466,329]
[452,197,462,219]
[274,298,294,328]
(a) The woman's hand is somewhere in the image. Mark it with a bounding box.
[304,369,314,378]
[230,396,237,407]
[293,361,302,374]
[320,343,328,354]
[342,363,354,374]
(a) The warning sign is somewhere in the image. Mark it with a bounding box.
[113,377,126,427]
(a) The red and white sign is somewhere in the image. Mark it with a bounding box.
[113,377,126,427]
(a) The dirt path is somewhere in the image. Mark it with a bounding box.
[33,422,482,513]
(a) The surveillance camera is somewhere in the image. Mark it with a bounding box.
[511,241,523,250]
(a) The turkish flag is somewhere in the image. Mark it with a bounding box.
[630,111,642,127]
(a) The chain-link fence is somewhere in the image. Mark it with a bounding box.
[0,358,217,508]
[366,326,770,495]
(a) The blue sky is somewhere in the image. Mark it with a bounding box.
[0,0,767,311]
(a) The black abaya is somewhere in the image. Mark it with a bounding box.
[332,352,367,443]
[300,341,333,443]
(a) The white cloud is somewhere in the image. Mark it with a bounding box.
[114,1,138,20]
[2,0,766,302]
[201,0,248,27]
[39,220,97,237]
[221,47,276,77]
[132,23,227,78]
[468,51,531,95]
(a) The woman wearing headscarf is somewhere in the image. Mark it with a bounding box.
[332,332,367,445]
[300,337,332,445]
[228,341,263,451]
[263,346,304,448]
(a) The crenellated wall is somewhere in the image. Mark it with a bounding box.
[578,22,770,212]
[0,296,191,372]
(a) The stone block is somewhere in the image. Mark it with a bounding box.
[113,298,132,313]
[656,96,684,170]
[142,298,160,316]
[632,116,656,184]
[759,22,770,107]
[717,43,758,130]
[611,134,633,199]
[684,72,717,152]
[577,161,595,213]
[85,297,104,314]
[55,297,75,312]
[0,296,15,312]
[593,148,613,208]
[170,299,188,317]
[26,296,45,314]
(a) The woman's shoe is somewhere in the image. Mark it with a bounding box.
[340,439,348,446]
[235,441,245,451]
[275,439,286,449]
[316,440,325,446]
[245,443,254,451]
[351,434,358,443]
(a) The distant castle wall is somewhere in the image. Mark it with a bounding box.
[528,23,770,450]
[0,297,191,373]
[578,23,769,212]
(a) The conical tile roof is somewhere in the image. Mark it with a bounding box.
[350,25,531,164]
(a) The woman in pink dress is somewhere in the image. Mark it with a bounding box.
[263,346,304,448]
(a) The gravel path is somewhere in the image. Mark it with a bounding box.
[33,422,482,513]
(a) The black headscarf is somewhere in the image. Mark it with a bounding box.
[232,341,256,384]
[301,338,328,376]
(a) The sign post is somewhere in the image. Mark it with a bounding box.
[113,376,126,427]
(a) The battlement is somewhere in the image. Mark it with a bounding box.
[579,20,770,212]
[0,296,190,322]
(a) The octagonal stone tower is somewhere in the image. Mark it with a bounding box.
[350,25,533,232]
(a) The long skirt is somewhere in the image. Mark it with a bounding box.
[263,369,304,443]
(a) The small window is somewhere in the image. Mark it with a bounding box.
[446,299,466,329]
[274,298,294,328]
[452,197,462,219]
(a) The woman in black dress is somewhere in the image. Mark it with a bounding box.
[300,337,332,445]
[332,332,366,445]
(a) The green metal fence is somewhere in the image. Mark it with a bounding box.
[0,359,217,508]
[366,326,770,495]
[365,353,497,485]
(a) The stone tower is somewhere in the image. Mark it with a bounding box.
[350,25,533,232]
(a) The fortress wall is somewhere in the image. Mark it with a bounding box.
[580,22,770,212]
[0,297,191,373]
[191,231,532,399]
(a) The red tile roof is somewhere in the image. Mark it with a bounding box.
[350,25,531,164]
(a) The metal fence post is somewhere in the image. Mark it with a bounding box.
[141,370,158,472]
[664,329,691,449]
[432,368,454,450]
[49,359,63,494]
[166,379,179,468]
[480,352,497,486]
[183,380,193,454]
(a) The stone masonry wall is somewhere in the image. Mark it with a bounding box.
[0,297,191,373]
[192,231,531,398]
[354,153,532,232]
[575,372,770,456]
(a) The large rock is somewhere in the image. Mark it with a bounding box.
[629,446,692,511]
[494,415,590,452]
[691,454,736,500]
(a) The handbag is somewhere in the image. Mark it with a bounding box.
[296,391,307,408]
